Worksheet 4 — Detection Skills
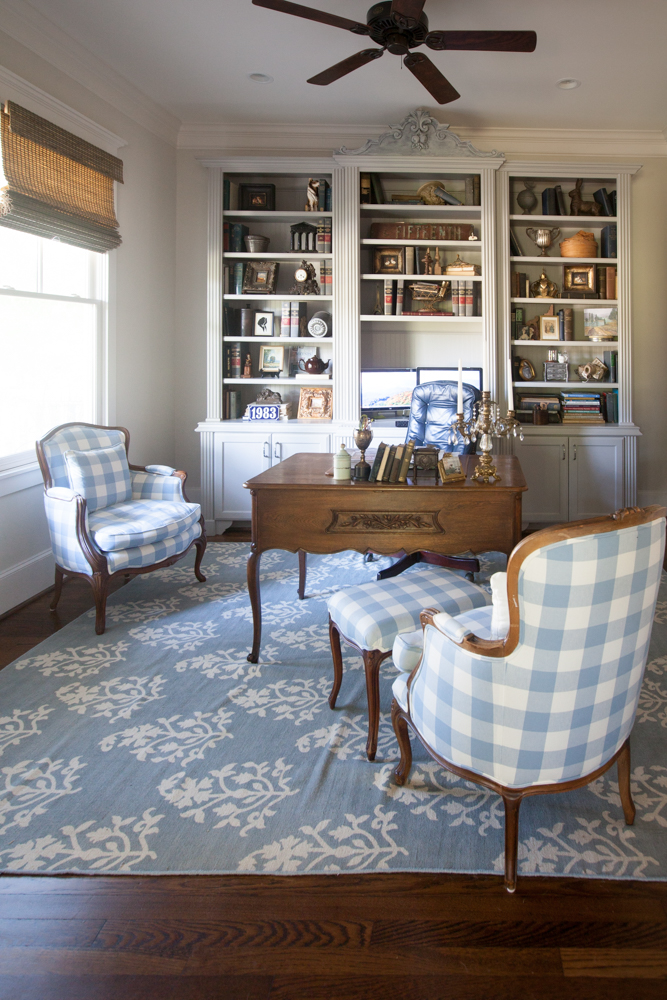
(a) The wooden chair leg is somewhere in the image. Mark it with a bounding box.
[617,738,636,825]
[328,616,344,709]
[298,550,306,600]
[193,533,207,583]
[50,567,64,611]
[363,649,386,762]
[391,699,413,785]
[502,793,523,893]
[91,572,109,636]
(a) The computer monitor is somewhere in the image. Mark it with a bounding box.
[360,368,417,412]
[417,367,484,390]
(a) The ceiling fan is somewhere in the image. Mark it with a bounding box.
[251,0,536,104]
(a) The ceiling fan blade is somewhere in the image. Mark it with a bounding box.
[426,30,537,52]
[308,48,384,86]
[390,0,426,19]
[403,52,460,105]
[252,0,369,35]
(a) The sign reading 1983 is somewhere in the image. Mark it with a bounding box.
[247,404,280,421]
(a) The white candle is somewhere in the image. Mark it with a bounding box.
[457,358,463,413]
[508,372,514,411]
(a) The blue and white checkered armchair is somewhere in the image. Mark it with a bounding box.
[390,506,666,892]
[37,422,206,634]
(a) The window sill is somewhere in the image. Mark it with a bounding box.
[0,460,43,498]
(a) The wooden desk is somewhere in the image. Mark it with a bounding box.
[244,453,527,663]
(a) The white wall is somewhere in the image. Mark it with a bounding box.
[0,33,177,614]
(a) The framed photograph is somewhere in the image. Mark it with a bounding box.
[242,260,278,294]
[563,264,595,293]
[239,183,275,211]
[373,247,405,274]
[253,311,274,337]
[259,344,284,374]
[540,315,560,341]
[297,386,333,420]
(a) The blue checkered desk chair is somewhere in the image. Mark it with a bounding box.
[376,380,483,585]
[327,564,492,761]
[390,506,666,893]
[37,422,207,635]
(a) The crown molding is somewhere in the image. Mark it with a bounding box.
[0,0,180,145]
[178,120,667,158]
[0,64,126,151]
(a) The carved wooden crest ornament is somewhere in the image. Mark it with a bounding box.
[327,511,442,532]
[336,108,501,159]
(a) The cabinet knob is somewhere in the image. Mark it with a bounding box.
[274,442,282,461]
[562,444,566,460]
[573,444,577,461]
[263,441,270,459]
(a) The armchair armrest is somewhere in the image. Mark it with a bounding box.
[130,468,188,502]
[145,464,176,476]
[43,488,103,575]
[419,607,508,657]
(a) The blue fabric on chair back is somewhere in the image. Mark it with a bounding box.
[41,425,127,488]
[406,381,481,452]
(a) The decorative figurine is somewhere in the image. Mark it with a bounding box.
[289,260,320,295]
[526,227,561,257]
[420,247,434,275]
[530,269,559,298]
[516,179,538,215]
[373,285,382,315]
[242,354,252,378]
[577,358,609,382]
[569,179,603,216]
[305,178,319,212]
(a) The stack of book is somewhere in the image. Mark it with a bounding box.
[223,389,243,420]
[223,222,248,252]
[601,225,617,258]
[511,272,531,298]
[313,178,332,211]
[559,392,605,424]
[515,394,561,424]
[595,265,617,299]
[603,349,618,382]
[316,217,332,253]
[368,441,416,483]
[280,302,308,338]
[601,390,618,423]
[450,279,475,316]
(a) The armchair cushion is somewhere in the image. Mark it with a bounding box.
[89,499,200,552]
[64,442,131,511]
[490,571,510,639]
[328,566,491,652]
[105,521,202,573]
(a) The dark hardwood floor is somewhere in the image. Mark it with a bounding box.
[0,531,665,998]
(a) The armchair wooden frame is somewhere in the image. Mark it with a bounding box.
[37,422,207,636]
[391,505,666,893]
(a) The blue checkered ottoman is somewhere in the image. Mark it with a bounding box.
[327,566,491,761]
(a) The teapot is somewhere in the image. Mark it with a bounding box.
[298,355,330,375]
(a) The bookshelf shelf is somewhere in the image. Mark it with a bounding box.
[513,381,619,388]
[363,238,481,248]
[362,273,483,281]
[223,210,332,220]
[223,336,329,344]
[361,204,481,219]
[511,340,617,347]
[224,294,333,302]
[360,314,480,323]
[223,252,333,260]
[511,298,618,306]
[510,256,617,264]
[223,378,333,386]
[510,215,617,224]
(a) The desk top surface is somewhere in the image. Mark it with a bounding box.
[245,453,527,491]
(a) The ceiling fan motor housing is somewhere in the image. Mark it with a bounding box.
[366,2,429,52]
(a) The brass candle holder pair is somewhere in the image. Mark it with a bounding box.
[450,391,524,484]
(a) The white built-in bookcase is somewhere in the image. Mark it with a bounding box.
[196,113,638,533]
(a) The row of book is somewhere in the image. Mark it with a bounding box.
[368,441,416,483]
[369,221,476,241]
[516,391,618,423]
[510,224,617,259]
[540,186,617,216]
[289,218,331,253]
[380,278,477,316]
[222,261,332,296]
[224,304,310,339]
[361,174,481,206]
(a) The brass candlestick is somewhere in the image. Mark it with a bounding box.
[450,392,523,484]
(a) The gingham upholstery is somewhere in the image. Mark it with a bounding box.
[398,519,666,789]
[42,425,127,488]
[328,566,491,652]
[131,469,185,502]
[393,605,494,677]
[43,488,93,574]
[64,442,132,512]
[88,500,200,552]
[105,521,201,573]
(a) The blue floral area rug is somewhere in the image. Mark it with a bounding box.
[0,543,665,880]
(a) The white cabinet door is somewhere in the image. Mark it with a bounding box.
[271,431,331,465]
[569,436,624,520]
[513,436,569,523]
[219,433,270,520]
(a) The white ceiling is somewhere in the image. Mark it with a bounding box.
[21,0,667,131]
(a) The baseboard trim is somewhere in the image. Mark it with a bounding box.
[0,548,54,617]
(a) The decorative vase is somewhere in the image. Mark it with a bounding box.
[517,180,538,215]
[333,445,351,481]
[353,427,373,481]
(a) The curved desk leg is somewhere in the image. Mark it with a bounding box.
[247,546,262,663]
[298,550,306,600]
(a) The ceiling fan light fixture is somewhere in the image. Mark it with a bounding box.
[557,78,581,89]
[248,73,274,83]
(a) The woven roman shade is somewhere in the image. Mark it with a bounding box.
[0,101,124,252]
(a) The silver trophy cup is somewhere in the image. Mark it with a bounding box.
[525,227,561,257]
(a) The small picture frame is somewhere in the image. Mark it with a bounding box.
[239,183,275,211]
[254,311,274,337]
[242,260,278,294]
[563,264,595,293]
[297,386,333,420]
[259,344,284,374]
[540,315,560,341]
[373,247,405,274]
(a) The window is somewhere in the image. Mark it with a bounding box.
[0,225,107,467]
